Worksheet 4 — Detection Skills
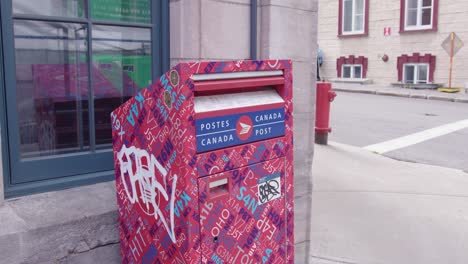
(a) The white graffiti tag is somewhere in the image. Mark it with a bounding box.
[267,59,280,69]
[117,145,177,243]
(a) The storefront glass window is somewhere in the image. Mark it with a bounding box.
[14,20,89,158]
[92,25,151,147]
[3,0,159,187]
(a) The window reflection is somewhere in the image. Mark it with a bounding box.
[14,20,89,157]
[92,25,151,146]
[13,0,85,17]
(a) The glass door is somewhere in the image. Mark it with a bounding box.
[2,0,158,186]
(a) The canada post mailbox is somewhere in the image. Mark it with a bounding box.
[111,60,294,263]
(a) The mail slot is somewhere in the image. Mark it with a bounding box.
[111,60,294,263]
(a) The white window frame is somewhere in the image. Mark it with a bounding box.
[342,0,366,35]
[342,64,363,79]
[403,63,430,84]
[405,0,434,31]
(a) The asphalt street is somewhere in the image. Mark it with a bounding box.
[329,92,468,173]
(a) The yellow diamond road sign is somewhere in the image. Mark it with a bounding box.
[442,33,464,56]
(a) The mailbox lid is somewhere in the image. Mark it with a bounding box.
[194,89,284,114]
[198,157,287,263]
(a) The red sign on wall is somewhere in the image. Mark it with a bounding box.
[384,27,391,36]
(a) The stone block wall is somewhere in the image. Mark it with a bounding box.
[170,0,251,64]
[258,2,317,262]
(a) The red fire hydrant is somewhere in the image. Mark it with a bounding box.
[315,82,336,145]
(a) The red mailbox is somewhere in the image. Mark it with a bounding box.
[111,60,294,263]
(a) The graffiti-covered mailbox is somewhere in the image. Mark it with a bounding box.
[111,60,294,263]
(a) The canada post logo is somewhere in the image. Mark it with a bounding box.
[236,115,253,141]
[196,108,285,153]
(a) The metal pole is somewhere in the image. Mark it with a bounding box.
[449,32,454,89]
[86,0,96,151]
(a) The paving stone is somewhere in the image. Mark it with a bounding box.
[61,243,121,264]
[0,204,28,237]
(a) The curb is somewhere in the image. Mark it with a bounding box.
[455,98,468,103]
[333,88,376,94]
[335,89,468,103]
[409,94,428,99]
[427,95,455,102]
[375,91,410,97]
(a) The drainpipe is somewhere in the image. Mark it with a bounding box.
[250,0,257,60]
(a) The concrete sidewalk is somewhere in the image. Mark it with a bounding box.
[310,142,468,264]
[331,82,468,103]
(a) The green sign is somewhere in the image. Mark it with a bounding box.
[94,54,151,90]
[89,0,151,24]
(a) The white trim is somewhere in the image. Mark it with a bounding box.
[254,120,285,128]
[209,178,228,189]
[192,70,283,81]
[341,64,363,79]
[402,63,430,84]
[196,129,236,138]
[196,120,286,138]
[404,0,434,31]
[194,89,284,113]
[342,0,366,35]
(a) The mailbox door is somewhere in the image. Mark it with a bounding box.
[198,157,287,264]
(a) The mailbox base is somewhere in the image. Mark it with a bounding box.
[315,132,328,145]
